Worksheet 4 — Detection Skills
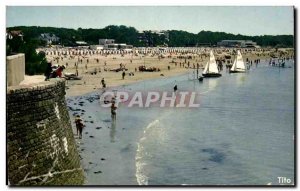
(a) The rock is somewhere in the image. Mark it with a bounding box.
[89,136,94,138]
[93,171,102,174]
[101,158,105,161]
[96,127,102,130]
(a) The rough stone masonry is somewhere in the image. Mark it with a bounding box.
[7,78,85,185]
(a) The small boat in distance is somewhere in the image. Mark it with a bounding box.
[229,50,246,73]
[202,50,222,77]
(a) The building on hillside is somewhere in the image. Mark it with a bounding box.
[217,40,257,48]
[39,33,60,45]
[6,30,24,41]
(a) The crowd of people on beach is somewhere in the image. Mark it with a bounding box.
[42,46,294,94]
[40,46,293,140]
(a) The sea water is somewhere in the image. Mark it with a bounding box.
[67,60,294,185]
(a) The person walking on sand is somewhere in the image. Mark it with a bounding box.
[101,78,106,88]
[78,121,85,139]
[75,115,82,136]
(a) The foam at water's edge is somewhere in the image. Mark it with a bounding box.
[135,119,160,185]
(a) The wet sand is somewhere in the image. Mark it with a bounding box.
[66,92,142,185]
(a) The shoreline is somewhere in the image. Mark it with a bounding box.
[44,48,293,98]
[65,59,294,185]
[65,69,189,97]
[66,71,193,185]
[61,49,294,185]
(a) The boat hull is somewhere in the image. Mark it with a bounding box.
[202,73,222,77]
[229,70,246,73]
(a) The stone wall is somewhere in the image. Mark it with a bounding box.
[7,78,85,185]
[7,54,25,86]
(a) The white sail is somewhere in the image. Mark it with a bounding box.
[236,50,246,70]
[202,51,219,74]
[208,50,219,73]
[231,50,246,71]
[202,62,209,74]
[230,58,237,71]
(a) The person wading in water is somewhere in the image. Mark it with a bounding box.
[174,84,178,92]
[111,102,117,120]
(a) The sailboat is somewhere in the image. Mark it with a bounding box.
[202,50,222,77]
[229,50,246,73]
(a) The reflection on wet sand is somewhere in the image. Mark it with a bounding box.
[208,78,218,91]
[110,117,116,143]
[233,73,247,87]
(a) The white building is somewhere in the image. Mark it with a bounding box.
[217,40,257,48]
[99,38,133,50]
[90,45,104,50]
[75,41,88,45]
[99,39,115,45]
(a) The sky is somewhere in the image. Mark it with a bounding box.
[6,6,294,36]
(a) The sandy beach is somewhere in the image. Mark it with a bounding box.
[43,48,293,97]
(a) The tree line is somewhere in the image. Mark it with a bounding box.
[7,25,294,48]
